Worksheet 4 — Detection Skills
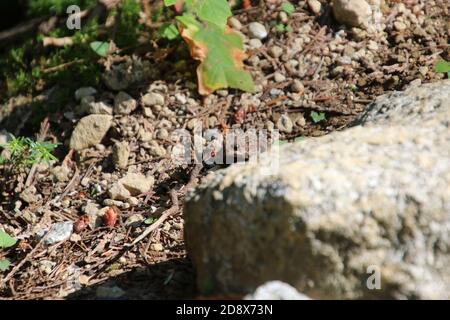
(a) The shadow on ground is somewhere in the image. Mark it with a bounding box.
[67,258,197,300]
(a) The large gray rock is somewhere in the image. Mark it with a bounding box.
[69,114,112,151]
[184,80,450,299]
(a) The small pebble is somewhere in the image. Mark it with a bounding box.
[249,38,263,49]
[274,72,286,83]
[269,46,283,58]
[394,21,407,31]
[307,0,322,15]
[277,114,294,133]
[228,17,242,30]
[248,22,268,40]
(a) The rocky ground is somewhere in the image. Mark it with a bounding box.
[0,0,449,299]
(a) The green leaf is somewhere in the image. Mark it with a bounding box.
[178,17,254,95]
[435,60,450,74]
[0,259,11,272]
[281,2,295,15]
[192,0,232,30]
[0,230,16,249]
[90,41,110,57]
[159,23,180,40]
[275,24,285,33]
[311,111,326,123]
[144,217,157,225]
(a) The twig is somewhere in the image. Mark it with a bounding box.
[42,36,74,47]
[41,59,84,74]
[126,189,179,247]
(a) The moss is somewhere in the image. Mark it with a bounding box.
[113,0,143,48]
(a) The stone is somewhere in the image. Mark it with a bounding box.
[332,0,372,29]
[276,114,294,133]
[84,101,113,115]
[20,186,40,204]
[274,72,286,83]
[39,260,56,275]
[248,22,268,40]
[108,182,131,201]
[69,115,112,151]
[269,46,283,58]
[184,80,450,299]
[0,130,11,145]
[74,87,97,101]
[307,0,322,15]
[109,172,154,200]
[244,281,311,300]
[120,172,154,195]
[112,141,130,169]
[82,202,104,229]
[150,243,164,251]
[156,128,169,140]
[248,38,263,49]
[394,21,407,31]
[228,17,242,30]
[142,92,165,107]
[114,91,137,115]
[44,221,73,245]
[125,214,145,227]
[291,80,305,94]
[21,209,38,224]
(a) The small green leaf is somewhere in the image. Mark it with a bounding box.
[90,41,110,57]
[144,217,157,225]
[281,2,295,15]
[275,24,286,33]
[311,111,326,123]
[435,60,450,74]
[285,25,293,33]
[0,230,16,249]
[0,259,11,272]
[159,23,180,40]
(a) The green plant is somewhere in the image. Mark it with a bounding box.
[144,217,157,225]
[163,0,255,95]
[0,230,16,272]
[0,258,11,272]
[434,59,450,78]
[0,230,16,249]
[311,111,326,123]
[0,135,58,168]
[275,23,293,33]
[281,2,295,15]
